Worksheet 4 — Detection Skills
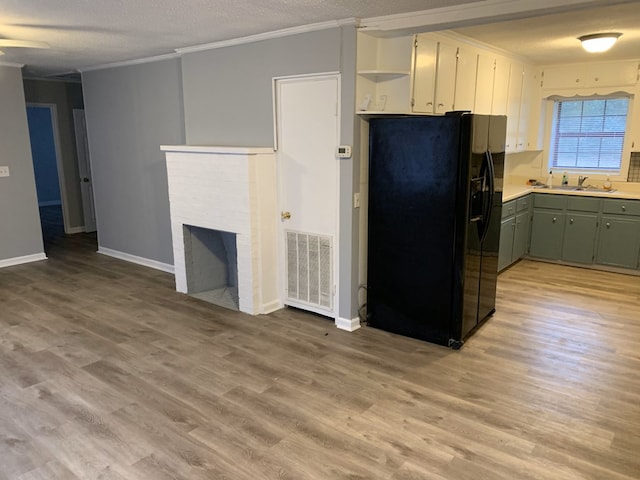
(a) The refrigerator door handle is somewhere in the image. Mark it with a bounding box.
[480,151,495,243]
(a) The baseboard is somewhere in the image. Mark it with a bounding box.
[38,200,62,207]
[0,252,48,268]
[97,246,175,274]
[261,299,283,315]
[335,316,361,332]
[66,226,85,234]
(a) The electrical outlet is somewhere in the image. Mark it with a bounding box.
[0,166,9,177]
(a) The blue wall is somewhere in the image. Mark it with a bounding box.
[27,106,62,206]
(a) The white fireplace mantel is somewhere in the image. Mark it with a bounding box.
[162,145,280,315]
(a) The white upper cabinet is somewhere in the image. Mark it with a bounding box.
[412,35,477,114]
[453,45,477,112]
[491,56,511,115]
[434,41,458,114]
[474,53,494,114]
[411,36,438,113]
[518,64,538,151]
[505,62,523,152]
[541,61,639,90]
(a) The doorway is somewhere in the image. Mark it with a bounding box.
[274,73,341,318]
[26,104,69,241]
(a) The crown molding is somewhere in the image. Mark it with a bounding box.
[78,52,181,73]
[176,18,358,54]
[359,0,617,34]
[0,61,25,68]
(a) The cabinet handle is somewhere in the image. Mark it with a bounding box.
[622,205,626,211]
[427,102,433,106]
[552,217,557,223]
[606,222,611,228]
[438,103,444,108]
[570,218,574,224]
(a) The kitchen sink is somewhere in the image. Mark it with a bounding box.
[533,185,617,193]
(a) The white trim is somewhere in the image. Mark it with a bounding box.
[79,52,181,73]
[261,300,283,315]
[335,316,361,332]
[0,61,24,68]
[359,0,614,33]
[38,200,62,207]
[97,247,175,274]
[176,19,357,55]
[160,145,274,155]
[0,253,47,268]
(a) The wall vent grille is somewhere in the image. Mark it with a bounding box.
[286,231,332,311]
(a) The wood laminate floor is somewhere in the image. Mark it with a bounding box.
[1,232,639,479]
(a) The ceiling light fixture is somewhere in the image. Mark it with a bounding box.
[578,32,622,53]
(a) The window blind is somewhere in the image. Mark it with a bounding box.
[550,97,628,172]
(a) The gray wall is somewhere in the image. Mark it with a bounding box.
[182,26,360,320]
[82,58,185,265]
[23,79,85,229]
[0,66,44,262]
[182,28,342,146]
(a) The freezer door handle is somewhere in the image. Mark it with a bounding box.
[479,151,495,243]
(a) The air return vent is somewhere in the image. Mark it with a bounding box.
[286,231,332,311]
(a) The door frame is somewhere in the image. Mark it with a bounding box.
[72,108,97,232]
[26,103,73,234]
[272,72,342,319]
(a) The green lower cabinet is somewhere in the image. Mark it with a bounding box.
[513,211,530,260]
[529,210,565,259]
[499,217,515,271]
[596,216,640,269]
[561,213,598,264]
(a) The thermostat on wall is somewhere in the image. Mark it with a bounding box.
[336,145,352,158]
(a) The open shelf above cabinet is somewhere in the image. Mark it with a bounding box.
[357,70,410,80]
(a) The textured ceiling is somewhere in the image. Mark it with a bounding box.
[453,2,640,64]
[0,0,476,77]
[0,0,639,77]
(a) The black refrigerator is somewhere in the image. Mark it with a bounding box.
[367,112,506,349]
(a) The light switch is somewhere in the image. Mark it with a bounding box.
[0,166,9,177]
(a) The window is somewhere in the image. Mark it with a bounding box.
[549,97,629,173]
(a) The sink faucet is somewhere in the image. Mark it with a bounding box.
[578,175,588,186]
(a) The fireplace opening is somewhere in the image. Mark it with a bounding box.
[183,225,239,311]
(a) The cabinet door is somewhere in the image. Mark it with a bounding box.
[474,53,494,115]
[434,42,457,114]
[513,211,530,260]
[412,36,437,113]
[585,61,638,88]
[453,45,477,111]
[499,216,515,271]
[596,217,640,269]
[562,213,598,264]
[506,62,523,152]
[492,56,510,115]
[517,64,535,151]
[541,65,587,89]
[529,210,565,259]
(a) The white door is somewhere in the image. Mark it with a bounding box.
[275,74,340,317]
[73,109,97,233]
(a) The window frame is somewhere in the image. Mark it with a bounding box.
[544,93,634,180]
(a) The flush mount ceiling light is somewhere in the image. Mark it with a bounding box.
[578,32,622,53]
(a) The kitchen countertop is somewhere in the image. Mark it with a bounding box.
[502,184,640,202]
